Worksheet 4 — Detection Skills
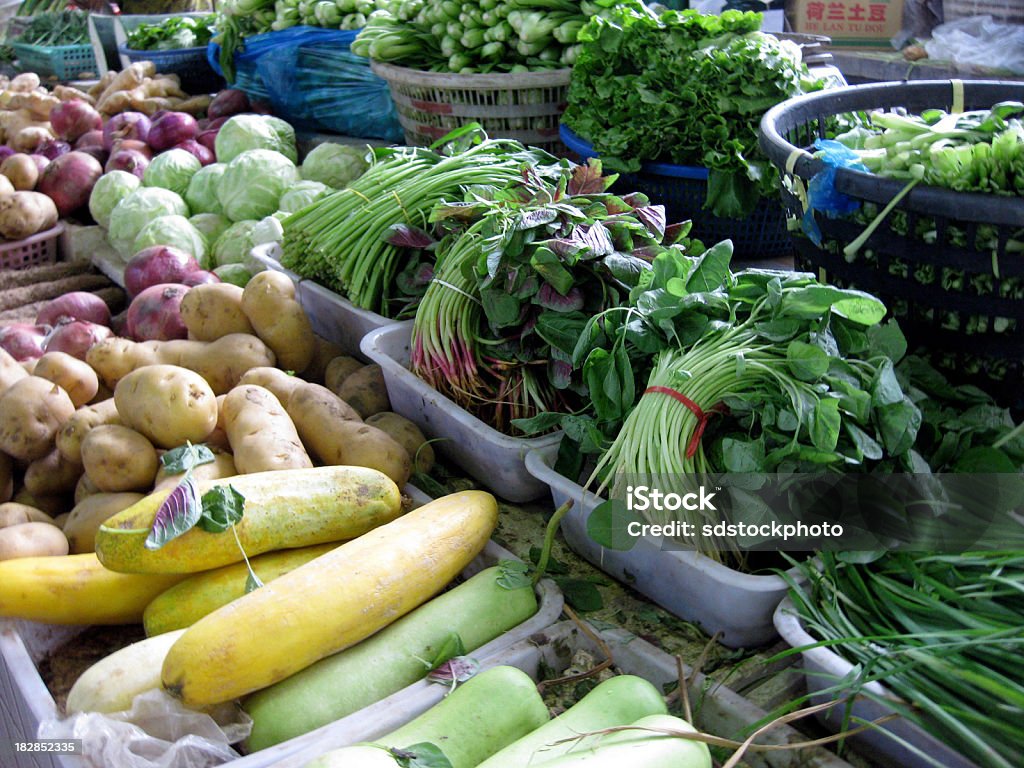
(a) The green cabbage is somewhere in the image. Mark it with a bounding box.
[217,149,300,222]
[143,148,202,197]
[278,180,332,214]
[185,163,226,215]
[107,187,189,258]
[212,216,283,267]
[213,263,254,288]
[88,170,141,230]
[300,143,369,189]
[214,114,298,164]
[132,214,208,266]
[189,213,231,248]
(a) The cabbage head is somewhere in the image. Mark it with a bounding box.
[217,149,300,222]
[88,170,141,230]
[185,163,226,215]
[189,213,231,247]
[213,263,253,288]
[214,114,298,164]
[143,149,202,197]
[212,216,282,267]
[278,180,331,214]
[107,187,189,258]
[300,143,369,189]
[133,214,208,267]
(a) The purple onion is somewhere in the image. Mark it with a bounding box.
[0,146,16,161]
[172,139,215,166]
[102,112,151,151]
[147,112,198,152]
[35,139,72,160]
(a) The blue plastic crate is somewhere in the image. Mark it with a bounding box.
[120,44,225,94]
[11,42,96,80]
[559,124,791,260]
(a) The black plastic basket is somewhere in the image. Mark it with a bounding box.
[759,79,1024,407]
[119,43,225,94]
[559,124,792,261]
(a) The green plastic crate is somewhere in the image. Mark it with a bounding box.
[10,42,97,80]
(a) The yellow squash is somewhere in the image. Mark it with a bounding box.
[95,466,403,574]
[143,542,341,636]
[161,490,498,707]
[0,553,189,625]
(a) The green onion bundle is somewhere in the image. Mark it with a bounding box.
[785,551,1024,768]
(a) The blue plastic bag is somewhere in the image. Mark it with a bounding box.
[207,27,403,142]
[803,138,869,245]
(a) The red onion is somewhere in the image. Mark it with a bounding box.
[27,154,50,175]
[196,129,219,154]
[105,149,150,179]
[172,139,215,166]
[0,323,48,361]
[75,145,108,166]
[35,140,71,160]
[124,246,201,298]
[126,283,190,341]
[44,320,113,360]
[74,130,105,150]
[103,111,151,151]
[147,112,198,152]
[109,139,153,159]
[36,291,112,327]
[181,269,221,287]
[36,151,104,217]
[50,100,103,143]
[0,146,17,161]
[208,89,251,120]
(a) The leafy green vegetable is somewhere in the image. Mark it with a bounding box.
[160,443,216,475]
[197,485,246,533]
[145,476,202,551]
[126,15,218,51]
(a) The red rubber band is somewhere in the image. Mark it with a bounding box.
[644,385,722,459]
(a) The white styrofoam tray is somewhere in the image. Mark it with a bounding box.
[0,536,563,768]
[267,619,857,768]
[525,445,797,649]
[773,597,980,768]
[360,322,562,503]
[249,243,397,358]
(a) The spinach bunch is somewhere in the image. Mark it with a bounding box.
[126,15,217,52]
[562,6,815,219]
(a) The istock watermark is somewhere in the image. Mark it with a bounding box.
[590,472,1024,554]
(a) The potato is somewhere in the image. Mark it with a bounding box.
[179,283,255,342]
[237,367,306,406]
[304,336,346,385]
[153,452,237,492]
[0,522,68,560]
[114,365,218,449]
[86,334,276,393]
[33,351,100,408]
[74,472,101,505]
[0,173,12,196]
[56,397,122,465]
[222,385,312,474]
[0,451,13,503]
[11,488,68,518]
[0,190,59,240]
[24,448,83,497]
[336,364,390,418]
[285,385,410,487]
[80,425,159,493]
[0,501,55,528]
[0,376,76,462]
[241,271,316,373]
[324,356,364,396]
[1,153,39,191]
[0,346,28,393]
[63,492,145,554]
[366,412,435,475]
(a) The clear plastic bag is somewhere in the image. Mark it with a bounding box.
[37,689,252,768]
[923,15,1024,74]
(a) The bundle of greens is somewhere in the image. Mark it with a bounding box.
[280,126,563,315]
[14,9,88,46]
[405,161,661,432]
[126,16,218,51]
[272,0,399,32]
[213,0,278,81]
[562,6,818,218]
[351,0,622,73]
[782,551,1024,768]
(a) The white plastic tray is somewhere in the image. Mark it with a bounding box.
[248,243,398,358]
[361,322,562,503]
[267,619,856,768]
[0,537,562,768]
[773,597,981,768]
[525,445,796,649]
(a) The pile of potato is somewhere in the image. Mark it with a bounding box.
[0,270,433,562]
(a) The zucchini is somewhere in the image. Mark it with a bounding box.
[0,553,188,625]
[531,713,711,768]
[306,665,550,768]
[95,466,402,574]
[243,563,539,751]
[476,674,668,768]
[161,490,498,707]
[66,629,186,714]
[142,542,341,636]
